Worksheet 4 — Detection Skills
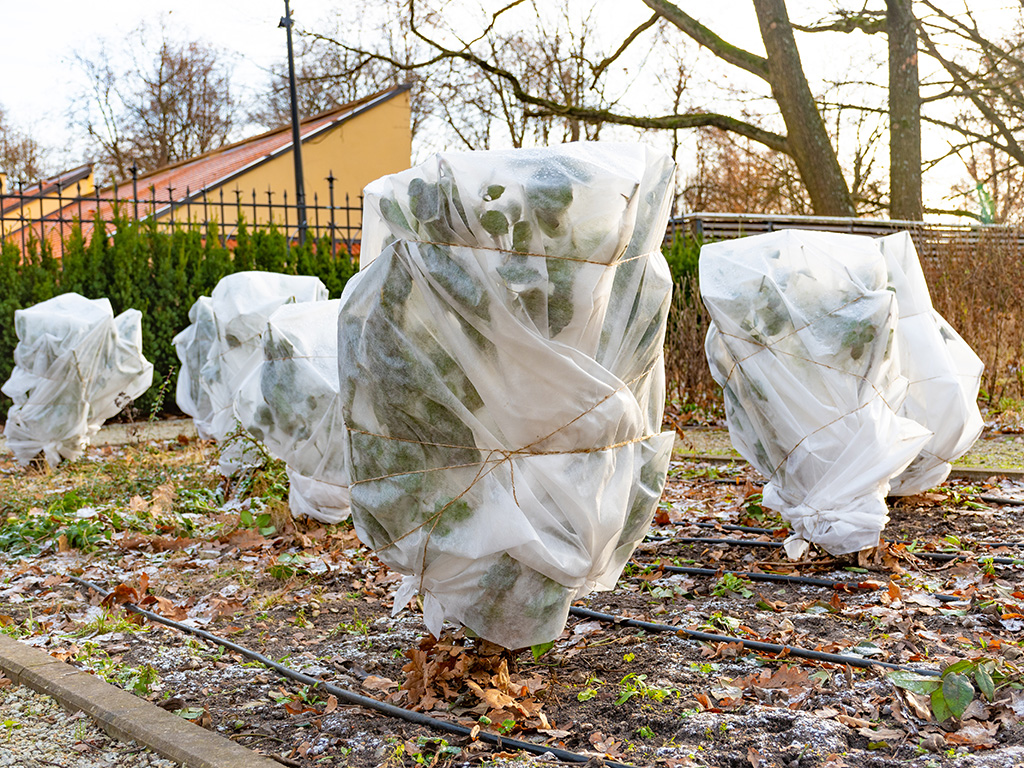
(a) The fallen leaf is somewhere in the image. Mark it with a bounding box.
[362,675,398,693]
[324,694,338,715]
[946,721,998,748]
[857,726,904,742]
[747,746,762,767]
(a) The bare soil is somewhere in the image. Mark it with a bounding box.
[0,433,1023,768]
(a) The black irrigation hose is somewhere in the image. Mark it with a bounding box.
[565,610,937,675]
[633,561,962,603]
[65,576,633,768]
[678,521,1024,550]
[978,495,1024,507]
[568,607,940,676]
[669,535,1023,565]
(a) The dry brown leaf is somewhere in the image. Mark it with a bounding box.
[857,726,904,742]
[946,721,998,748]
[151,483,176,514]
[324,694,338,715]
[747,746,763,767]
[151,596,188,621]
[362,675,399,693]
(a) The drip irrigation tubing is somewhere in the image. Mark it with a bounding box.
[64,575,632,768]
[666,535,1022,564]
[679,520,1024,548]
[567,607,940,676]
[630,561,962,603]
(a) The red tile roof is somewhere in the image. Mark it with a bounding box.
[3,84,409,254]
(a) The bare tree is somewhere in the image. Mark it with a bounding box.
[323,0,857,215]
[0,105,48,184]
[681,126,812,215]
[72,28,237,183]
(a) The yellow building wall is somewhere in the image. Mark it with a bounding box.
[189,90,411,245]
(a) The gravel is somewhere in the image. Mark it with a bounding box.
[0,680,179,768]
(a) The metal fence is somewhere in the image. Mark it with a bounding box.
[0,174,364,259]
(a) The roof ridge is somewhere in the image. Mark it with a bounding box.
[116,83,410,192]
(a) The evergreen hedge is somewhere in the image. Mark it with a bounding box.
[0,214,357,420]
[0,217,705,423]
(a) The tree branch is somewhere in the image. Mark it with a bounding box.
[309,22,790,154]
[592,13,660,82]
[639,0,769,80]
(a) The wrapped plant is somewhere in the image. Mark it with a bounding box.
[701,230,931,557]
[878,233,983,494]
[235,300,350,523]
[2,293,153,466]
[172,271,328,474]
[339,144,676,649]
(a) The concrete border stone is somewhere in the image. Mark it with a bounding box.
[0,634,280,768]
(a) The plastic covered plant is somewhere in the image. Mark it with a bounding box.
[235,300,350,523]
[173,271,328,472]
[701,230,932,557]
[339,143,677,649]
[2,293,153,466]
[878,232,983,495]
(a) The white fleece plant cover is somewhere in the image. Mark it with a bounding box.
[235,300,350,523]
[2,293,153,467]
[173,271,328,471]
[879,232,984,494]
[340,143,677,649]
[701,230,933,558]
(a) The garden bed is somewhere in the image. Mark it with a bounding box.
[0,433,1022,767]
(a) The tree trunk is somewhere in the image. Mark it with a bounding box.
[887,0,923,220]
[753,0,854,216]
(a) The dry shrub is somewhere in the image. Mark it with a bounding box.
[920,230,1024,404]
[663,272,720,420]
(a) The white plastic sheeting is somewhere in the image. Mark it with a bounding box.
[339,143,677,649]
[879,233,984,495]
[235,300,350,523]
[173,271,328,464]
[701,230,933,557]
[2,293,153,466]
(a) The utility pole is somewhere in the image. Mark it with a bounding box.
[280,0,307,246]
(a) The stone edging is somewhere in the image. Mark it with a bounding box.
[0,634,280,768]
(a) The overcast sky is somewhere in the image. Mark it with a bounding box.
[3,0,347,163]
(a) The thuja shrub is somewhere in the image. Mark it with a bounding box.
[0,214,357,420]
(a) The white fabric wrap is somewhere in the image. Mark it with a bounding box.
[877,233,984,495]
[172,270,328,473]
[339,143,677,649]
[701,230,933,556]
[2,293,153,466]
[234,300,351,523]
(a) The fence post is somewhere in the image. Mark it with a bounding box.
[283,189,291,253]
[219,188,226,247]
[19,181,27,256]
[327,171,337,258]
[168,185,175,227]
[313,191,320,243]
[345,192,353,257]
[56,177,64,259]
[131,163,139,221]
